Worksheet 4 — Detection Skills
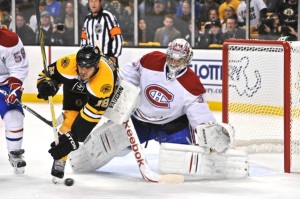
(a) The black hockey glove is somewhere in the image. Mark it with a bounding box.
[48,132,79,160]
[37,79,59,100]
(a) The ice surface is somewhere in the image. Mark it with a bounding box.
[1,103,300,199]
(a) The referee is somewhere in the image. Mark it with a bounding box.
[81,0,123,65]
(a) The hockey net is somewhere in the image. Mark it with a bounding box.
[222,39,300,173]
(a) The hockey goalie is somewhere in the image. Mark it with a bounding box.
[69,39,248,180]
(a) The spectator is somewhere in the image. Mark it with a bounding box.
[164,0,177,14]
[224,5,237,21]
[237,0,268,29]
[154,14,181,46]
[138,0,154,18]
[29,1,48,33]
[45,0,62,18]
[107,0,133,42]
[36,10,64,45]
[278,0,298,41]
[78,0,89,23]
[176,0,201,18]
[221,5,237,32]
[0,10,11,29]
[223,16,246,40]
[200,0,220,23]
[138,18,152,43]
[139,0,176,17]
[0,0,11,13]
[264,0,284,13]
[209,7,219,21]
[204,8,220,36]
[145,0,168,41]
[258,13,281,40]
[219,0,240,22]
[185,20,208,49]
[16,0,34,23]
[174,0,191,37]
[15,13,35,45]
[207,20,224,47]
[55,1,76,45]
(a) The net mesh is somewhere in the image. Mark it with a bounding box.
[225,41,300,172]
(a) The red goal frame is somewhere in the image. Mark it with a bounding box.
[222,39,292,173]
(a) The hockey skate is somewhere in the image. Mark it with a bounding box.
[51,159,66,179]
[8,149,26,174]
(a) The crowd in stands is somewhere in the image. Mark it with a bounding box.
[0,0,298,48]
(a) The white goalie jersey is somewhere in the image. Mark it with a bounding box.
[119,51,216,128]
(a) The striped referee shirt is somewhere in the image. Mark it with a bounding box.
[81,8,123,58]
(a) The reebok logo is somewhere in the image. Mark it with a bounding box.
[124,120,144,167]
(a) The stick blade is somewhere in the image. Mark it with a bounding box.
[159,174,184,184]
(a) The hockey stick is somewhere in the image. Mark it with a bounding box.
[0,89,65,127]
[0,89,52,126]
[34,0,59,184]
[124,118,184,183]
[99,81,184,183]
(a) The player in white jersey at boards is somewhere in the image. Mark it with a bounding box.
[0,26,29,174]
[237,0,268,29]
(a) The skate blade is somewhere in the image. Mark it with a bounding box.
[14,167,25,174]
[52,177,58,184]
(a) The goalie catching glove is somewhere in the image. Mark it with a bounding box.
[48,132,79,160]
[196,122,234,153]
[37,78,59,100]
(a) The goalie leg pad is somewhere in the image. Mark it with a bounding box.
[68,120,130,173]
[158,143,248,179]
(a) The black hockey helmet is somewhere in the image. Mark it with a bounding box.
[76,45,101,68]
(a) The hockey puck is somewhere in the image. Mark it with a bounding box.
[64,178,74,186]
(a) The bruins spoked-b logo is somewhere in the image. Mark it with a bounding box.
[61,57,70,68]
[101,84,112,94]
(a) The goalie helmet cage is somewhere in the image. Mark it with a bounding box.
[222,39,300,173]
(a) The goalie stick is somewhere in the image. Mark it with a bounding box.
[124,118,184,183]
[94,80,184,183]
[0,89,65,127]
[34,0,59,184]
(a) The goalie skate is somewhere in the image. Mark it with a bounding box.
[8,149,26,174]
[51,159,66,179]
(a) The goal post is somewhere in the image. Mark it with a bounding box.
[222,39,300,173]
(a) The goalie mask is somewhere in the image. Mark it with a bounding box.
[166,39,193,79]
[76,45,101,68]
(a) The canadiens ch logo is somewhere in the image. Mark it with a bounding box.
[145,85,174,108]
[101,84,112,94]
[61,57,70,68]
